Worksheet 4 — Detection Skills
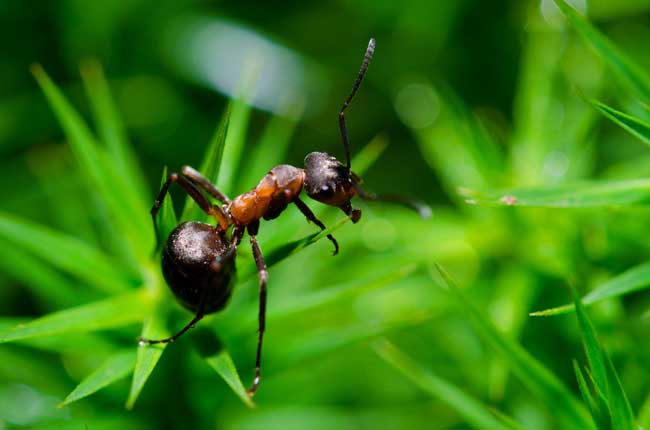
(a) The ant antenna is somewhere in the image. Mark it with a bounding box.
[339,38,375,169]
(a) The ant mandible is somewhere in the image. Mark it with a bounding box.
[138,38,430,396]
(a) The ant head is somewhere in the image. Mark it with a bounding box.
[303,151,361,222]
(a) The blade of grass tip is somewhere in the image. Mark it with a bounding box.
[240,99,304,191]
[155,167,178,244]
[572,361,605,429]
[461,178,650,208]
[590,99,650,147]
[192,329,255,408]
[217,90,253,197]
[0,289,151,343]
[80,59,150,205]
[373,339,518,430]
[260,216,350,270]
[434,264,592,429]
[182,103,232,222]
[0,210,136,294]
[571,287,609,401]
[31,64,151,260]
[554,0,650,105]
[531,261,650,316]
[126,303,170,409]
[573,287,636,430]
[60,350,136,407]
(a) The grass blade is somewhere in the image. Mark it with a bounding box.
[554,0,650,104]
[60,350,136,407]
[573,361,601,427]
[80,59,149,204]
[573,286,636,430]
[461,179,650,207]
[192,329,255,408]
[126,304,169,410]
[590,99,650,147]
[0,210,136,294]
[0,289,150,343]
[374,339,519,430]
[531,262,650,316]
[31,64,151,260]
[217,97,252,196]
[182,103,232,221]
[434,265,591,429]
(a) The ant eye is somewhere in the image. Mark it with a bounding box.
[320,185,335,198]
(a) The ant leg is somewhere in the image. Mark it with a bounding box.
[151,171,230,247]
[247,233,268,396]
[181,165,232,204]
[293,198,339,255]
[352,183,432,219]
[138,311,205,346]
[339,38,375,169]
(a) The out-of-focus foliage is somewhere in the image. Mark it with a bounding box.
[3,1,650,429]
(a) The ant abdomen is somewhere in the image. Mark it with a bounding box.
[303,151,355,207]
[162,222,236,314]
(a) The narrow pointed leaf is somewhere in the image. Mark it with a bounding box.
[572,287,608,400]
[217,97,252,196]
[531,262,650,316]
[461,179,650,208]
[434,265,591,429]
[192,329,255,408]
[126,304,169,409]
[590,99,650,147]
[182,103,232,221]
[573,288,636,430]
[31,65,151,259]
[554,0,650,104]
[0,290,150,343]
[374,339,518,430]
[60,350,136,407]
[573,361,600,427]
[80,59,149,203]
[0,210,136,293]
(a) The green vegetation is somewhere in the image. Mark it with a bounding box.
[2,1,650,429]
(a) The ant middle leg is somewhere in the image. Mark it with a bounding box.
[138,311,205,346]
[293,198,339,255]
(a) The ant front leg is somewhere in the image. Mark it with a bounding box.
[294,198,339,255]
[352,183,432,219]
[247,232,268,397]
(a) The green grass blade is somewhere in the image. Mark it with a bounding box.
[240,108,301,190]
[374,339,518,430]
[461,179,650,208]
[0,210,136,294]
[80,59,149,203]
[554,0,650,104]
[434,265,591,429]
[573,287,636,430]
[154,166,178,244]
[60,350,136,407]
[590,99,650,147]
[192,329,255,408]
[31,64,151,260]
[531,262,650,316]
[217,97,252,196]
[0,237,85,308]
[126,304,169,410]
[573,361,600,427]
[182,103,232,221]
[571,287,608,401]
[262,216,350,269]
[0,290,150,343]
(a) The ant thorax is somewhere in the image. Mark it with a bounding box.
[303,151,356,207]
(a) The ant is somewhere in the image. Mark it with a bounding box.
[138,38,430,396]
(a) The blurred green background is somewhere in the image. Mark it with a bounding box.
[3,0,650,429]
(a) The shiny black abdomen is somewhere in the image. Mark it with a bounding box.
[161,222,236,314]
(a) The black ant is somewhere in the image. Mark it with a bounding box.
[138,38,430,396]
